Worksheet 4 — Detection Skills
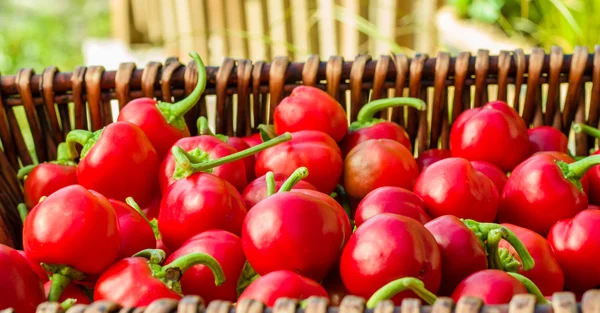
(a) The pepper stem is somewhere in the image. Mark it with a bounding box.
[17,203,28,224]
[60,299,77,310]
[133,249,166,264]
[572,123,600,139]
[507,272,550,304]
[157,52,207,127]
[266,172,276,197]
[55,142,70,161]
[356,97,426,124]
[16,164,37,180]
[65,129,93,160]
[126,197,162,240]
[278,167,309,192]
[366,277,437,308]
[498,248,521,272]
[161,252,226,286]
[560,155,600,184]
[462,220,535,271]
[197,116,214,136]
[486,229,520,272]
[48,273,72,302]
[172,132,292,177]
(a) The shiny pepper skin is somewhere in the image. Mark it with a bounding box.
[0,244,45,313]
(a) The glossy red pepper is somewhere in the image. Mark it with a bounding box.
[498,152,595,235]
[548,209,600,293]
[43,281,91,304]
[274,86,348,142]
[165,230,245,302]
[238,270,329,307]
[94,249,225,307]
[416,149,451,172]
[470,160,508,194]
[344,139,418,200]
[528,126,568,154]
[340,213,441,305]
[116,52,206,158]
[255,130,343,194]
[65,121,159,205]
[414,157,499,222]
[340,98,426,157]
[17,143,77,209]
[0,244,45,313]
[354,186,430,227]
[450,100,530,171]
[242,133,262,148]
[451,270,548,305]
[572,123,600,205]
[110,198,158,260]
[534,151,590,194]
[498,223,564,296]
[17,249,48,283]
[23,185,120,302]
[242,170,348,281]
[241,172,317,209]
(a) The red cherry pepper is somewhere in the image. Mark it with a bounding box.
[414,157,499,222]
[94,249,225,307]
[66,121,159,205]
[255,130,343,194]
[354,186,431,227]
[451,270,548,305]
[165,230,245,302]
[340,98,426,157]
[0,244,45,313]
[17,249,48,283]
[43,281,91,305]
[238,270,329,307]
[344,139,418,200]
[17,143,77,209]
[241,172,317,209]
[242,169,347,281]
[450,100,530,171]
[572,123,600,205]
[470,160,508,194]
[116,52,206,159]
[534,151,590,194]
[274,86,348,142]
[498,152,595,235]
[23,185,120,302]
[548,209,600,292]
[416,149,451,172]
[340,213,441,305]
[110,198,159,260]
[528,126,568,154]
[498,223,564,296]
[242,133,262,148]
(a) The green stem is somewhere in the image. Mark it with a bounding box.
[562,154,600,181]
[158,52,206,123]
[356,97,426,123]
[17,164,37,180]
[172,132,292,175]
[197,116,214,136]
[572,123,600,139]
[335,184,353,221]
[60,299,77,310]
[161,252,226,286]
[507,272,550,304]
[462,220,535,271]
[48,273,72,302]
[486,228,505,271]
[65,129,93,160]
[366,277,437,308]
[266,172,276,197]
[126,197,162,240]
[133,249,166,264]
[17,203,28,224]
[278,167,309,192]
[498,248,521,272]
[55,142,70,162]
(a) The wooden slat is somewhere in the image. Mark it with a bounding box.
[245,0,270,60]
[206,0,228,65]
[225,0,249,59]
[371,0,397,55]
[159,0,179,56]
[291,0,311,60]
[266,0,291,58]
[340,0,360,59]
[318,0,337,58]
[174,0,195,60]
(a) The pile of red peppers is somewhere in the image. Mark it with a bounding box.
[6,50,600,313]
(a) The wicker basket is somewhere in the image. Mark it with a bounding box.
[1,46,600,312]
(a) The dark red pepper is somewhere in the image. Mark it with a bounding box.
[414,157,499,222]
[340,213,441,305]
[238,270,329,307]
[66,121,159,205]
[572,123,600,205]
[17,143,77,209]
[255,130,343,194]
[0,244,45,313]
[23,185,120,302]
[344,139,418,200]
[498,152,594,235]
[528,126,568,154]
[241,172,317,209]
[470,160,508,194]
[242,133,262,148]
[116,52,206,159]
[94,249,225,307]
[450,100,530,171]
[548,209,600,293]
[416,149,451,173]
[354,186,430,227]
[274,86,348,142]
[110,198,159,260]
[17,249,48,283]
[340,98,426,157]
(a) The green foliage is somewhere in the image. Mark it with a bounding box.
[0,0,110,75]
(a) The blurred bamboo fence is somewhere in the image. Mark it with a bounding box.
[110,0,442,65]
